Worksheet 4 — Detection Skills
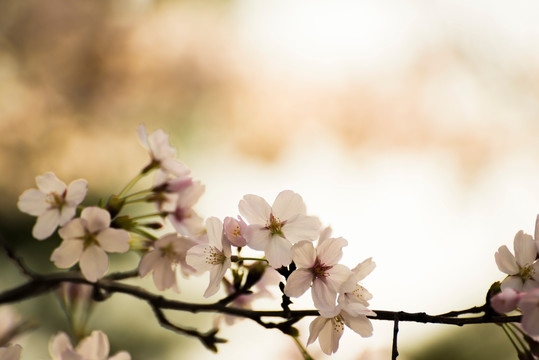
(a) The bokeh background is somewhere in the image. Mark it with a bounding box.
[2,0,539,359]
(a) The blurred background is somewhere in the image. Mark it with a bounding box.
[1,0,539,359]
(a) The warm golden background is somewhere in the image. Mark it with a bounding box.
[2,0,539,359]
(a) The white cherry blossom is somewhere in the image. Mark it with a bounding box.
[137,124,189,177]
[167,180,205,236]
[139,233,197,291]
[495,230,539,291]
[51,207,130,282]
[0,344,21,360]
[17,172,87,240]
[239,190,321,268]
[186,217,231,297]
[49,330,130,360]
[284,238,353,313]
[518,288,539,336]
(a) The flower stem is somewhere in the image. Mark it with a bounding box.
[291,336,314,360]
[118,172,146,198]
[130,212,166,221]
[230,256,268,263]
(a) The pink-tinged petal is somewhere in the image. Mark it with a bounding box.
[265,236,293,268]
[312,279,338,312]
[500,275,524,292]
[58,219,86,240]
[352,258,376,282]
[65,179,88,205]
[318,226,332,245]
[514,231,537,267]
[49,332,74,360]
[490,288,520,314]
[81,207,111,234]
[59,349,83,360]
[223,217,248,247]
[245,225,271,251]
[317,237,347,265]
[495,245,519,275]
[17,189,48,216]
[148,129,173,160]
[33,209,61,240]
[96,228,130,253]
[58,206,77,226]
[185,245,214,272]
[271,190,307,220]
[238,195,271,225]
[204,259,231,297]
[284,269,313,297]
[109,351,131,360]
[291,241,316,268]
[342,312,373,337]
[307,316,329,345]
[76,330,109,360]
[36,172,66,194]
[152,259,176,291]
[523,279,539,291]
[139,250,162,277]
[137,123,150,150]
[519,289,539,336]
[178,181,205,208]
[325,264,354,293]
[0,344,22,360]
[341,302,376,317]
[206,217,224,249]
[161,158,190,178]
[318,317,342,355]
[51,240,84,268]
[79,245,109,282]
[282,215,321,243]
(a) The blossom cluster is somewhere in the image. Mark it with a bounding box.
[9,125,376,358]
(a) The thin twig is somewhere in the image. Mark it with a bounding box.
[392,313,399,360]
[0,233,35,278]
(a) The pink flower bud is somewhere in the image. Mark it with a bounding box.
[490,287,520,314]
[223,216,248,247]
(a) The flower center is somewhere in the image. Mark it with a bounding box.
[332,315,344,333]
[311,258,333,279]
[265,214,285,237]
[203,246,225,265]
[521,265,535,280]
[46,191,65,209]
[82,233,99,250]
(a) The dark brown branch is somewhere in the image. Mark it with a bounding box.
[392,314,399,360]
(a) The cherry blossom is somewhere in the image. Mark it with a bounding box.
[0,307,22,347]
[239,190,321,268]
[186,217,232,297]
[17,172,87,240]
[495,230,539,291]
[167,180,205,236]
[139,233,197,291]
[335,258,375,316]
[223,216,248,247]
[137,124,189,177]
[284,237,353,312]
[49,331,130,360]
[307,309,374,355]
[519,288,539,336]
[0,344,21,360]
[490,287,521,314]
[50,207,130,282]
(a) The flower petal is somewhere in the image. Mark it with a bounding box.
[343,312,373,337]
[76,330,109,360]
[291,241,316,268]
[284,269,314,297]
[244,225,270,251]
[239,194,271,225]
[271,190,306,220]
[79,245,109,282]
[139,250,162,277]
[265,236,292,268]
[307,316,329,345]
[325,264,354,293]
[0,344,22,360]
[152,259,176,291]
[81,207,111,234]
[49,332,74,360]
[33,209,61,240]
[204,258,231,297]
[65,179,88,205]
[58,218,86,240]
[206,217,223,249]
[318,317,343,355]
[514,230,537,267]
[317,237,347,265]
[58,206,77,226]
[109,351,131,360]
[500,275,524,292]
[312,279,338,312]
[282,215,321,243]
[352,258,376,282]
[494,245,519,275]
[17,189,48,216]
[51,240,84,268]
[96,228,130,253]
[36,172,66,194]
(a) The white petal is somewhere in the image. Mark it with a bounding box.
[352,258,376,281]
[291,241,316,268]
[204,259,231,297]
[343,313,373,337]
[284,269,313,297]
[494,245,519,275]
[65,179,88,205]
[58,206,77,226]
[519,289,539,336]
[36,172,66,194]
[33,209,61,240]
[49,333,74,360]
[318,317,342,355]
[178,181,205,208]
[206,217,223,249]
[51,240,84,268]
[317,237,347,265]
[185,245,214,272]
[325,264,354,293]
[80,245,109,282]
[265,236,293,268]
[152,259,176,291]
[0,344,22,360]
[17,189,48,216]
[271,190,306,220]
[81,207,111,234]
[96,228,130,253]
[109,351,131,360]
[139,250,162,277]
[318,226,333,245]
[282,215,321,243]
[307,316,329,345]
[244,226,271,251]
[161,158,190,178]
[514,230,537,267]
[312,279,337,312]
[76,330,109,360]
[137,123,150,150]
[500,275,524,292]
[238,195,271,225]
[58,219,86,240]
